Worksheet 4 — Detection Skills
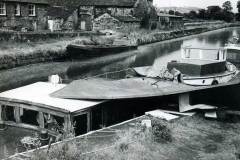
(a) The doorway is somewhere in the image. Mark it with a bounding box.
[73,113,88,136]
[80,21,86,30]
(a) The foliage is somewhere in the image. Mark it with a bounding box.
[238,0,240,13]
[168,10,175,15]
[222,1,233,12]
[32,141,80,160]
[133,0,158,29]
[151,119,172,143]
[198,9,207,19]
[184,2,235,22]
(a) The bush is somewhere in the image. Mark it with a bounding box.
[151,120,172,143]
[151,22,157,30]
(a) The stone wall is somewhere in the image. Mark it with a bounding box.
[93,13,120,31]
[0,2,48,31]
[95,7,133,17]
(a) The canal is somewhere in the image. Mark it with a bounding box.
[1,27,240,159]
[71,27,240,79]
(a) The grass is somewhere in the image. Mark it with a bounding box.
[20,114,240,160]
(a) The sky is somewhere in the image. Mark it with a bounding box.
[153,0,239,12]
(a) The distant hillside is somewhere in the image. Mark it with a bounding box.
[157,7,202,14]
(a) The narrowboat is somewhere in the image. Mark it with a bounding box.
[0,82,105,137]
[67,44,138,59]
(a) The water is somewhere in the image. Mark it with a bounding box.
[1,27,240,159]
[79,27,240,79]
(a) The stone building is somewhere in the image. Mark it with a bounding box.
[47,0,139,31]
[0,0,49,31]
[77,0,139,31]
[93,13,140,31]
[46,6,79,31]
[157,13,184,30]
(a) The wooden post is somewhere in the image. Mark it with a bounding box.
[64,114,72,135]
[0,105,2,122]
[14,107,21,123]
[87,112,90,132]
[179,93,190,112]
[38,112,44,128]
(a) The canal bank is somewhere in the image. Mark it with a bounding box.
[0,23,239,71]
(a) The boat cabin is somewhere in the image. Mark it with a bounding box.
[0,82,105,136]
[225,43,240,63]
[167,47,228,76]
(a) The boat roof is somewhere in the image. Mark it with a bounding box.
[51,77,240,100]
[0,82,104,113]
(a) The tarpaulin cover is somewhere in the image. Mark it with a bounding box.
[51,78,183,100]
[50,75,240,100]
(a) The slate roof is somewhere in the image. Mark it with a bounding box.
[1,0,49,4]
[76,0,137,7]
[49,0,136,9]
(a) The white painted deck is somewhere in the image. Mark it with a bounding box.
[0,82,104,113]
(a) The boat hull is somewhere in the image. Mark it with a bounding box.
[67,44,138,59]
[182,70,238,86]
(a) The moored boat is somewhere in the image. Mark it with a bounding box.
[67,44,138,59]
[133,47,239,86]
[167,47,239,86]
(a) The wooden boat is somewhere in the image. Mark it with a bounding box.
[133,47,239,86]
[67,44,138,59]
[168,47,239,86]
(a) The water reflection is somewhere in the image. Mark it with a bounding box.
[70,27,240,79]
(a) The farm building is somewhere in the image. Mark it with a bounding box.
[157,13,184,30]
[0,0,49,31]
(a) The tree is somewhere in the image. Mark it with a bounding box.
[168,10,175,15]
[236,1,240,21]
[133,0,158,29]
[197,9,207,19]
[237,0,240,13]
[222,1,233,12]
[185,10,198,19]
[207,6,223,20]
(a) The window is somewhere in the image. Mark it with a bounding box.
[0,3,6,15]
[44,113,64,133]
[2,106,16,122]
[28,4,35,16]
[14,3,20,16]
[20,108,39,126]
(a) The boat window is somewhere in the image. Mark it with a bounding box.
[20,108,39,126]
[2,105,16,122]
[44,114,64,133]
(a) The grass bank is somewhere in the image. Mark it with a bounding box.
[124,22,240,45]
[12,114,240,160]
